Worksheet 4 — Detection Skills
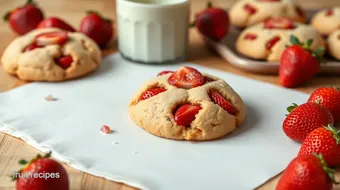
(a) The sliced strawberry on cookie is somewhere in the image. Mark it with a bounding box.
[139,88,166,101]
[209,91,237,115]
[35,31,68,46]
[174,104,202,126]
[56,55,73,69]
[243,4,257,15]
[24,42,40,52]
[168,66,205,89]
[264,17,295,29]
[157,70,174,76]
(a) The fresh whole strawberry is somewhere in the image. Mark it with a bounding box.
[282,102,334,142]
[14,152,69,190]
[279,35,325,88]
[192,2,229,42]
[37,17,76,32]
[307,87,340,123]
[3,0,44,35]
[139,88,166,101]
[276,154,339,190]
[174,104,202,126]
[298,125,340,166]
[168,66,205,89]
[79,10,113,48]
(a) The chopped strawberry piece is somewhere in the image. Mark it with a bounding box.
[266,36,281,50]
[209,91,237,115]
[56,55,73,69]
[168,66,205,89]
[100,125,112,134]
[326,9,334,16]
[174,104,202,126]
[244,33,257,40]
[24,42,40,52]
[157,70,174,76]
[139,88,166,101]
[264,17,295,29]
[45,94,57,101]
[244,4,257,15]
[295,6,305,17]
[35,31,68,46]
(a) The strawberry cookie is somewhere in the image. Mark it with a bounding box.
[236,18,325,61]
[128,66,246,141]
[229,0,305,28]
[327,29,340,60]
[1,28,101,81]
[311,7,340,36]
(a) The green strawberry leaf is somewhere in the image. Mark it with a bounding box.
[290,35,302,45]
[286,103,298,115]
[18,159,28,165]
[312,47,326,64]
[325,124,340,144]
[305,39,313,48]
[313,153,340,185]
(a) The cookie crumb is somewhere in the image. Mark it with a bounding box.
[132,151,138,154]
[45,95,57,101]
[112,142,118,145]
[100,125,112,134]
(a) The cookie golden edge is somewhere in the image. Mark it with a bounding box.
[128,72,246,141]
[311,7,340,36]
[1,28,102,82]
[327,29,340,61]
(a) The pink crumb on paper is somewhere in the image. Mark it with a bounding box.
[45,95,57,101]
[100,125,112,134]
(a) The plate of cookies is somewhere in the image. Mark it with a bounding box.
[201,0,340,74]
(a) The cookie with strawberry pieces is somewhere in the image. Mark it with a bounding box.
[236,18,325,62]
[128,66,246,141]
[229,0,305,28]
[1,28,101,81]
[311,7,340,36]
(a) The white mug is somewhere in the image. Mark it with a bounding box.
[116,0,190,64]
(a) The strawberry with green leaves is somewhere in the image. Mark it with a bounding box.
[276,154,339,190]
[282,102,334,142]
[298,125,340,167]
[279,35,325,88]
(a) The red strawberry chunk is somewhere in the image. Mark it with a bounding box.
[325,9,333,16]
[100,125,112,134]
[56,55,73,69]
[157,70,174,76]
[139,88,166,101]
[266,36,281,50]
[35,31,68,46]
[24,42,40,52]
[244,33,257,40]
[168,66,205,89]
[209,91,237,115]
[264,18,295,29]
[244,4,257,15]
[174,104,202,126]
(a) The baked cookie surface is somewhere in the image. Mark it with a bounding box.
[236,18,325,62]
[229,0,305,28]
[311,7,340,36]
[1,28,101,81]
[128,67,246,141]
[327,29,340,60]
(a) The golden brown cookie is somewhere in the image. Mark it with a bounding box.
[128,66,246,141]
[311,7,340,36]
[1,28,101,81]
[327,29,340,60]
[229,0,305,28]
[236,18,325,62]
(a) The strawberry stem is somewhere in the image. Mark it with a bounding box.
[26,0,36,6]
[207,1,213,8]
[18,159,28,165]
[286,103,298,115]
[315,99,321,104]
[313,153,339,185]
[324,124,340,144]
[86,10,113,23]
[3,11,11,21]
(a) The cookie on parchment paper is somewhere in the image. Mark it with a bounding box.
[1,28,101,82]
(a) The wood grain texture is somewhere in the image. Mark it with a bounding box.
[0,0,339,189]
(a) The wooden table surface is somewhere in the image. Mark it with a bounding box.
[0,0,340,189]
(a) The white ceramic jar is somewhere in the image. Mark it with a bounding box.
[116,0,190,64]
